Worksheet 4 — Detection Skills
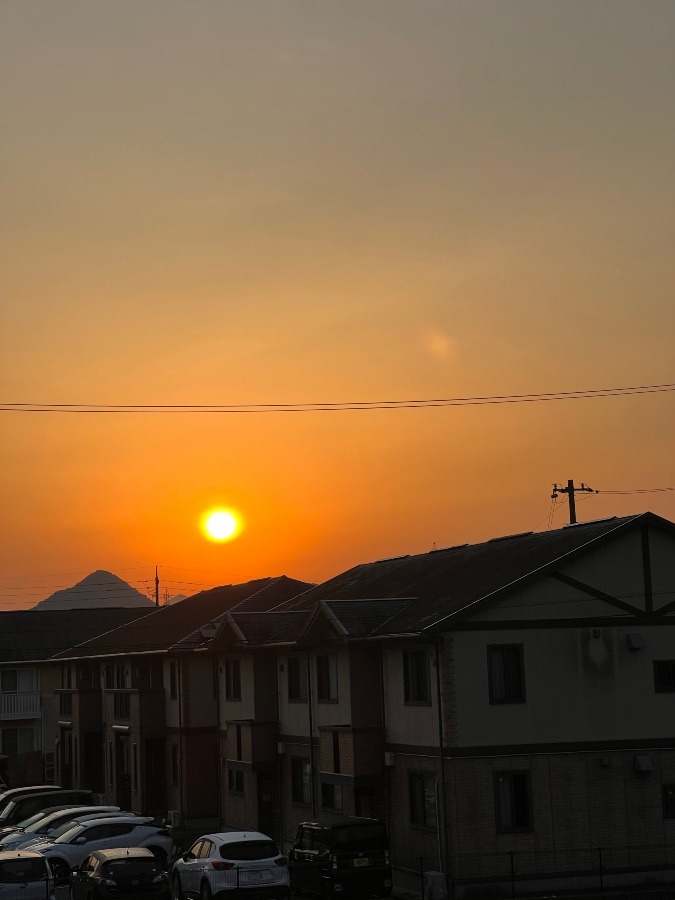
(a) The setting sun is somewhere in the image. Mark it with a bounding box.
[200,508,243,543]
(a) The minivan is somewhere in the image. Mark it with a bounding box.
[0,791,98,827]
[289,818,392,898]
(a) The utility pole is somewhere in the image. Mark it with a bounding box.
[155,566,160,607]
[551,479,596,524]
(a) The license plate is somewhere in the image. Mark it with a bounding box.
[354,858,370,868]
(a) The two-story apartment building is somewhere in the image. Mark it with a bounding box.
[0,608,151,787]
[51,576,311,828]
[267,512,675,895]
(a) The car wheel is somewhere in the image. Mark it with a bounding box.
[48,858,71,885]
[200,879,212,900]
[172,874,184,900]
[149,846,168,870]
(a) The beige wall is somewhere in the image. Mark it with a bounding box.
[451,624,675,747]
[220,653,255,721]
[277,647,351,737]
[382,643,439,748]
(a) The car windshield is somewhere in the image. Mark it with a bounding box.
[333,824,387,848]
[220,841,279,861]
[0,859,47,883]
[103,859,158,877]
[52,823,83,843]
[16,812,50,829]
[0,802,18,821]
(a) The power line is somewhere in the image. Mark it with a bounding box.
[1,381,674,414]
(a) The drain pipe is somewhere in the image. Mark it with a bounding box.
[434,639,450,882]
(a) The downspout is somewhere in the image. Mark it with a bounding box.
[214,654,223,827]
[178,658,185,822]
[434,639,450,882]
[307,651,316,819]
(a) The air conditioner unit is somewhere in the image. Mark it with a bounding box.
[167,810,183,828]
[384,752,395,767]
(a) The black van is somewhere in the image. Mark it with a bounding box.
[289,817,392,898]
[0,790,98,827]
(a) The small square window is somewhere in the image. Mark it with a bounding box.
[228,768,244,794]
[320,782,342,812]
[488,645,525,703]
[494,771,532,832]
[654,661,675,692]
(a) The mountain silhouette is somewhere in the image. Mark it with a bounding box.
[33,570,155,610]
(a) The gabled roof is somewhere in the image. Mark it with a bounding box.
[279,514,667,636]
[212,611,312,649]
[0,609,152,663]
[51,578,282,659]
[172,577,313,651]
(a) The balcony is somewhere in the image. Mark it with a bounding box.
[0,691,41,720]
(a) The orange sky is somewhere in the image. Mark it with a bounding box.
[1,1,674,608]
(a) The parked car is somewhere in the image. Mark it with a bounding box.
[30,815,173,884]
[0,787,60,817]
[70,847,170,900]
[288,818,392,898]
[0,805,79,839]
[0,791,99,828]
[0,806,122,851]
[172,831,289,900]
[0,850,56,900]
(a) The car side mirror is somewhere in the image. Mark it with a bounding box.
[75,836,87,844]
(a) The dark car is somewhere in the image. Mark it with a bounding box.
[70,848,169,900]
[0,791,98,828]
[0,787,61,817]
[289,818,392,898]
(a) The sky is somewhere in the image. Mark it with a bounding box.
[1,0,674,609]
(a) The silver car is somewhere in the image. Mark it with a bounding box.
[0,850,55,900]
[0,807,121,852]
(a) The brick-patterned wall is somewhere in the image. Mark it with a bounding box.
[389,749,675,880]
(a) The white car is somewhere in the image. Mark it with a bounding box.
[0,850,56,900]
[172,831,290,900]
[29,815,173,884]
[0,807,122,851]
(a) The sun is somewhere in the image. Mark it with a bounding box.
[200,508,243,543]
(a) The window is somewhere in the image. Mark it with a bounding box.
[488,645,525,703]
[288,657,308,702]
[654,661,675,692]
[409,772,437,827]
[291,758,311,804]
[316,655,338,702]
[332,731,341,774]
[663,785,675,818]
[403,650,431,704]
[225,659,242,701]
[113,693,131,719]
[169,662,178,701]
[494,771,532,832]
[105,664,126,690]
[228,768,244,794]
[1,669,36,693]
[61,665,73,690]
[321,782,342,812]
[0,727,36,758]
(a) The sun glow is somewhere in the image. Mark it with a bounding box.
[200,508,243,543]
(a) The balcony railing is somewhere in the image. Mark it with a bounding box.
[0,691,41,719]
